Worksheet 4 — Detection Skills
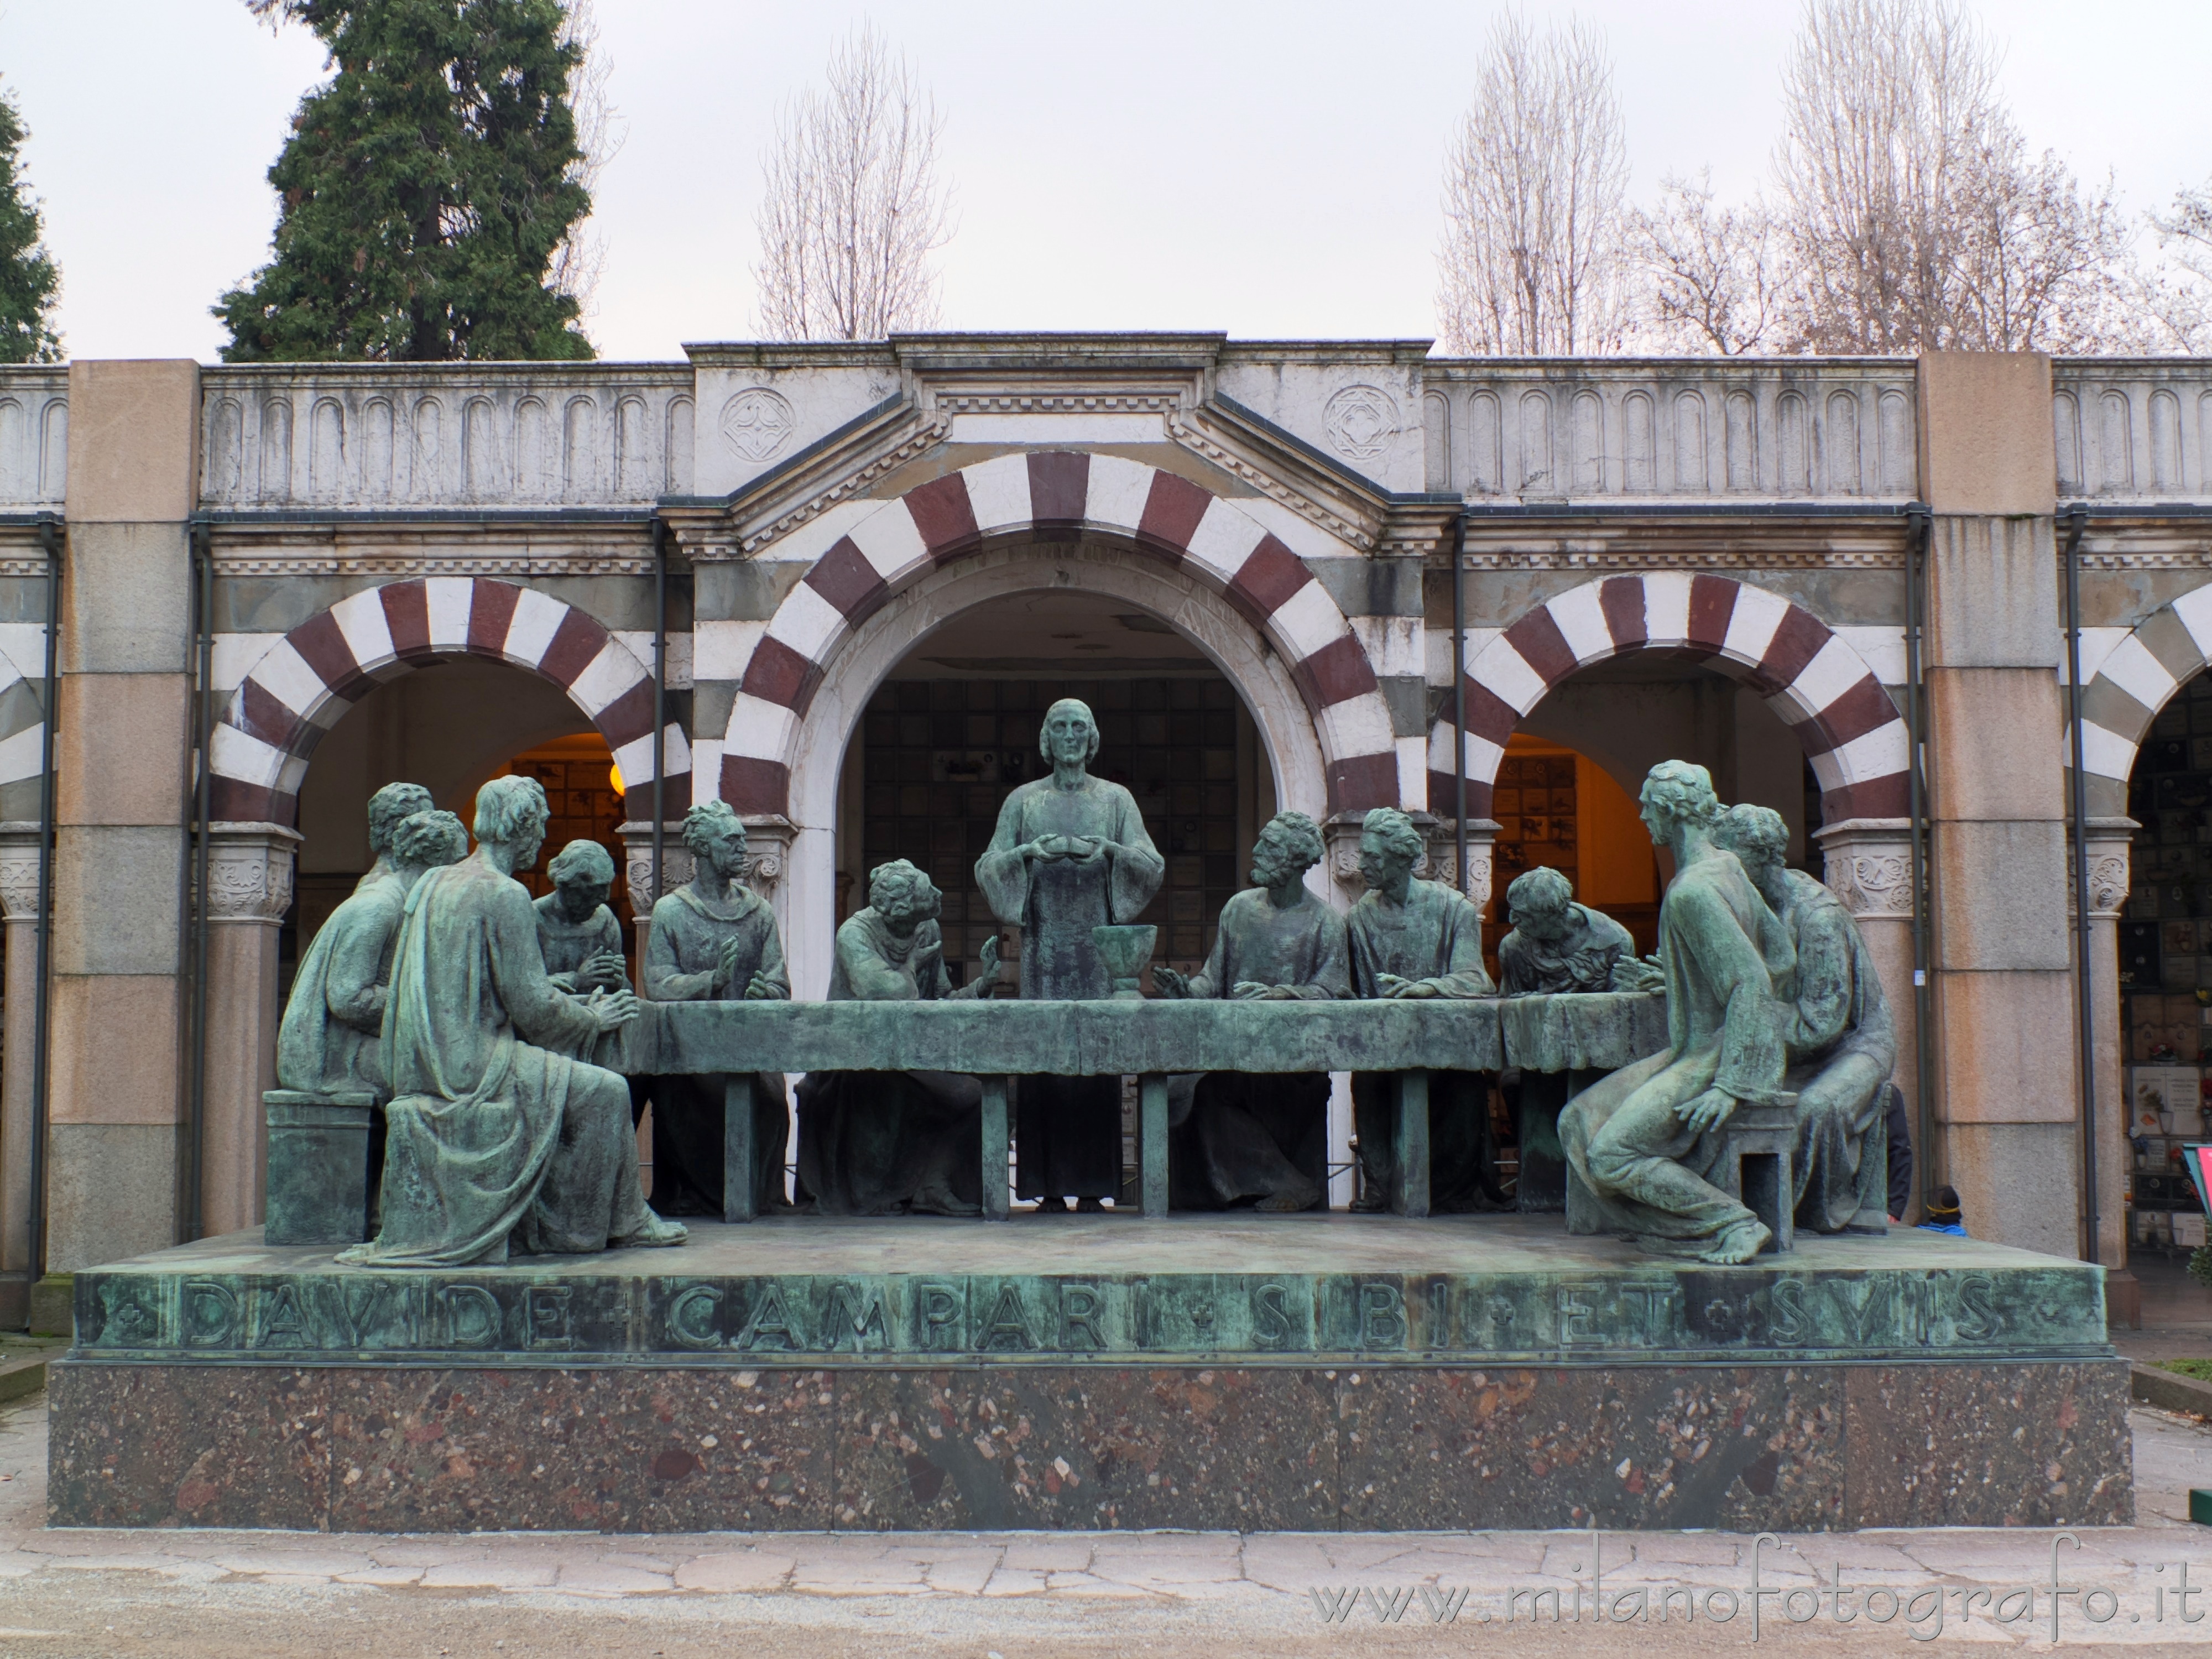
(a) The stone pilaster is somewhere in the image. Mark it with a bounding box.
[49,359,200,1270]
[1813,817,1920,1214]
[1917,350,2081,1259]
[197,824,299,1238]
[0,825,43,1324]
[2074,818,2135,1271]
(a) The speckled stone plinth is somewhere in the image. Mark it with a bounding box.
[48,1356,2130,1532]
[48,1216,2133,1532]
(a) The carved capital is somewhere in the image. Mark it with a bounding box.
[617,821,695,921]
[2074,816,2138,922]
[201,822,302,924]
[0,823,44,920]
[1812,817,1916,921]
[1324,811,1496,906]
[741,815,796,893]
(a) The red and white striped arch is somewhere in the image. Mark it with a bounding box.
[719,451,1404,816]
[1426,573,1909,822]
[210,576,685,826]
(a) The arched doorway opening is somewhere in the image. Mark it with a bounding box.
[2114,673,2212,1266]
[832,587,1280,990]
[769,538,1333,1002]
[286,654,625,990]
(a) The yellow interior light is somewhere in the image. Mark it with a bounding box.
[608,761,624,795]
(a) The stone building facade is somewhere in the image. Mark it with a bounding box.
[0,338,2185,1311]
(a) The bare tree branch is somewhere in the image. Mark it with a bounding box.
[753,25,954,342]
[548,0,622,324]
[1771,0,2143,352]
[1435,12,1631,354]
[1632,174,1797,354]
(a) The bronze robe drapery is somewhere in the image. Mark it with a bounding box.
[278,878,405,1098]
[1347,879,1500,1212]
[642,884,791,1215]
[1560,848,1793,1252]
[795,911,984,1217]
[1774,869,1896,1233]
[976,775,1164,1198]
[1170,884,1348,1211]
[338,858,650,1268]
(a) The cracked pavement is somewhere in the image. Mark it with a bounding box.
[0,1394,2207,1653]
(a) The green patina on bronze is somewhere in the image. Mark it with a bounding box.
[70,1220,2109,1365]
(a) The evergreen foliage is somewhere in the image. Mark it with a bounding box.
[0,89,61,366]
[218,0,593,362]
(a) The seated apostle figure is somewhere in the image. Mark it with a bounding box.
[535,838,631,995]
[1151,811,1347,1212]
[353,779,434,895]
[1346,807,1503,1214]
[278,807,468,1099]
[1711,803,1897,1234]
[337,776,685,1267]
[643,801,792,1215]
[1493,864,1660,1210]
[1558,761,1794,1264]
[795,859,998,1217]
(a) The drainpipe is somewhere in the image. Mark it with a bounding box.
[651,517,667,910]
[2060,503,2098,1264]
[28,515,59,1275]
[1902,500,1937,1210]
[184,520,214,1243]
[1451,512,1468,896]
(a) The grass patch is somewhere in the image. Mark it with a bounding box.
[2159,1358,2212,1381]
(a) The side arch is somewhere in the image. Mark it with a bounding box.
[209,576,685,825]
[2073,586,2212,813]
[0,633,49,818]
[1426,573,1909,821]
[719,451,1404,817]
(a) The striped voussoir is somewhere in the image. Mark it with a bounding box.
[1425,573,1909,822]
[720,451,1399,816]
[2072,587,2212,796]
[210,577,680,827]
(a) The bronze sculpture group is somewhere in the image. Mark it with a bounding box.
[278,695,1894,1269]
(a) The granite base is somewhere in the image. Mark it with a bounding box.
[48,1355,2131,1532]
[48,1216,2132,1532]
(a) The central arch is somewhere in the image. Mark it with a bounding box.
[718,451,1405,822]
[771,542,1333,1000]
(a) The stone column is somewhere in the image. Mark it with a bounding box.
[0,825,43,1324]
[616,819,696,961]
[49,360,200,1271]
[198,824,299,1237]
[2076,818,2135,1272]
[1813,817,1921,1213]
[1917,351,2081,1259]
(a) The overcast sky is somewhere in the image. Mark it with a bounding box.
[5,1,2209,363]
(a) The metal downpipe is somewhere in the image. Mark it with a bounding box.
[651,517,667,912]
[184,521,214,1244]
[2061,504,2099,1263]
[1903,500,1938,1213]
[27,516,59,1276]
[1451,512,1468,896]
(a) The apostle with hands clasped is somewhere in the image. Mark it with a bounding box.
[976,697,1165,1212]
[1346,807,1502,1214]
[643,801,793,1217]
[1152,810,1346,1212]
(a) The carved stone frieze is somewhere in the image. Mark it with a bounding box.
[0,823,44,920]
[1812,818,1916,920]
[200,823,303,924]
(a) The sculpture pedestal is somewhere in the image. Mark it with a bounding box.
[51,1215,2130,1532]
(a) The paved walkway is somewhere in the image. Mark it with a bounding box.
[0,1392,2206,1653]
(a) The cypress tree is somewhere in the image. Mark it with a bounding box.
[217,0,593,362]
[0,88,61,366]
